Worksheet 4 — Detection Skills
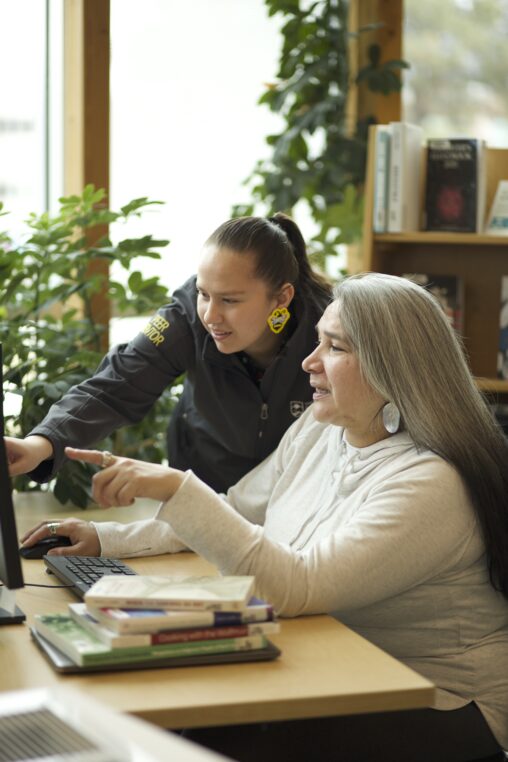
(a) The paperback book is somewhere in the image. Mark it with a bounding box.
[69,602,279,648]
[372,125,391,233]
[402,273,464,334]
[424,138,486,232]
[85,596,275,635]
[34,613,267,667]
[387,121,424,233]
[486,180,508,236]
[84,574,255,612]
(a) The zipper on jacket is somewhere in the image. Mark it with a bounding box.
[258,402,269,438]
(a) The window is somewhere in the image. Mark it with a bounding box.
[0,0,63,237]
[110,0,282,293]
[403,0,508,145]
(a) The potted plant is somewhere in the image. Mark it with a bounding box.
[0,185,180,507]
[233,0,408,265]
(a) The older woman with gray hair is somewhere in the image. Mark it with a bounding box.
[28,273,508,761]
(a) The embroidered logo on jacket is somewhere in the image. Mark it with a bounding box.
[142,315,170,346]
[290,401,311,418]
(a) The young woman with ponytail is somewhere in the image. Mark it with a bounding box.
[7,214,332,495]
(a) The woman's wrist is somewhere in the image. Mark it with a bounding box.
[25,435,54,461]
[162,469,186,502]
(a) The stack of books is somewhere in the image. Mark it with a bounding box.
[32,575,279,669]
[372,121,424,233]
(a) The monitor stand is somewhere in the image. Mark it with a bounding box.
[0,604,26,625]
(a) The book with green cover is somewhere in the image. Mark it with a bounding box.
[84,574,255,612]
[34,614,267,667]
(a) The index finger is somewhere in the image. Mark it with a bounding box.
[20,520,53,544]
[65,447,105,467]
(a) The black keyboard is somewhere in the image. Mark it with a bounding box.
[44,555,137,598]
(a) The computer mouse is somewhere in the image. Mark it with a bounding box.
[19,535,73,559]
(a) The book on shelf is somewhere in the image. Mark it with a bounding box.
[498,276,508,379]
[87,595,275,635]
[424,137,486,233]
[372,125,391,233]
[34,613,267,667]
[387,121,424,233]
[402,273,464,334]
[84,574,255,612]
[69,602,279,648]
[485,180,508,236]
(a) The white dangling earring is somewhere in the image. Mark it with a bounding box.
[382,402,400,434]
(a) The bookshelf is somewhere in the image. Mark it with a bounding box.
[362,125,508,393]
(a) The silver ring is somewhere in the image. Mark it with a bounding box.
[101,450,115,469]
[47,521,61,536]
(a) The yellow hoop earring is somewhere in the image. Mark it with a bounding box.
[267,307,290,334]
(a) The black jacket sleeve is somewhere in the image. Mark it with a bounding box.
[29,278,199,481]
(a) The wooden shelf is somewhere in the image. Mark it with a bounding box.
[362,125,508,386]
[476,378,508,394]
[374,232,508,246]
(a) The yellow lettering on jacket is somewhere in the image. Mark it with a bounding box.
[142,315,170,346]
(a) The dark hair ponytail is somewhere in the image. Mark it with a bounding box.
[267,213,331,305]
[205,213,331,307]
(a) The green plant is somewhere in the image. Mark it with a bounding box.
[233,0,409,261]
[0,185,181,507]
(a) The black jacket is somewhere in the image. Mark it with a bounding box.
[30,276,329,492]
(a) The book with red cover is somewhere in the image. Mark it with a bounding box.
[424,138,486,232]
[69,602,279,648]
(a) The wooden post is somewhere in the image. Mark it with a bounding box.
[347,0,403,272]
[347,0,403,129]
[64,0,110,350]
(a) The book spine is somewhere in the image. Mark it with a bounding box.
[402,126,423,231]
[216,605,274,626]
[151,621,279,646]
[476,140,486,232]
[387,123,403,232]
[373,128,391,233]
[85,596,245,612]
[82,634,268,666]
[93,608,216,634]
[498,276,508,379]
[486,180,508,235]
[90,604,275,634]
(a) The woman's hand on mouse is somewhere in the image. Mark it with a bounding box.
[20,518,101,557]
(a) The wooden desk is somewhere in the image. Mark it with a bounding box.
[3,492,435,729]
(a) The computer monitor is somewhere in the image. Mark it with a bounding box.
[0,343,25,624]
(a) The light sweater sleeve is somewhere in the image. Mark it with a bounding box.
[158,457,478,617]
[91,399,315,558]
[92,421,295,558]
[92,517,189,558]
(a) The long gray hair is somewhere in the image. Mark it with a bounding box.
[333,272,508,599]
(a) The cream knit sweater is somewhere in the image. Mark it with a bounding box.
[94,407,508,747]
